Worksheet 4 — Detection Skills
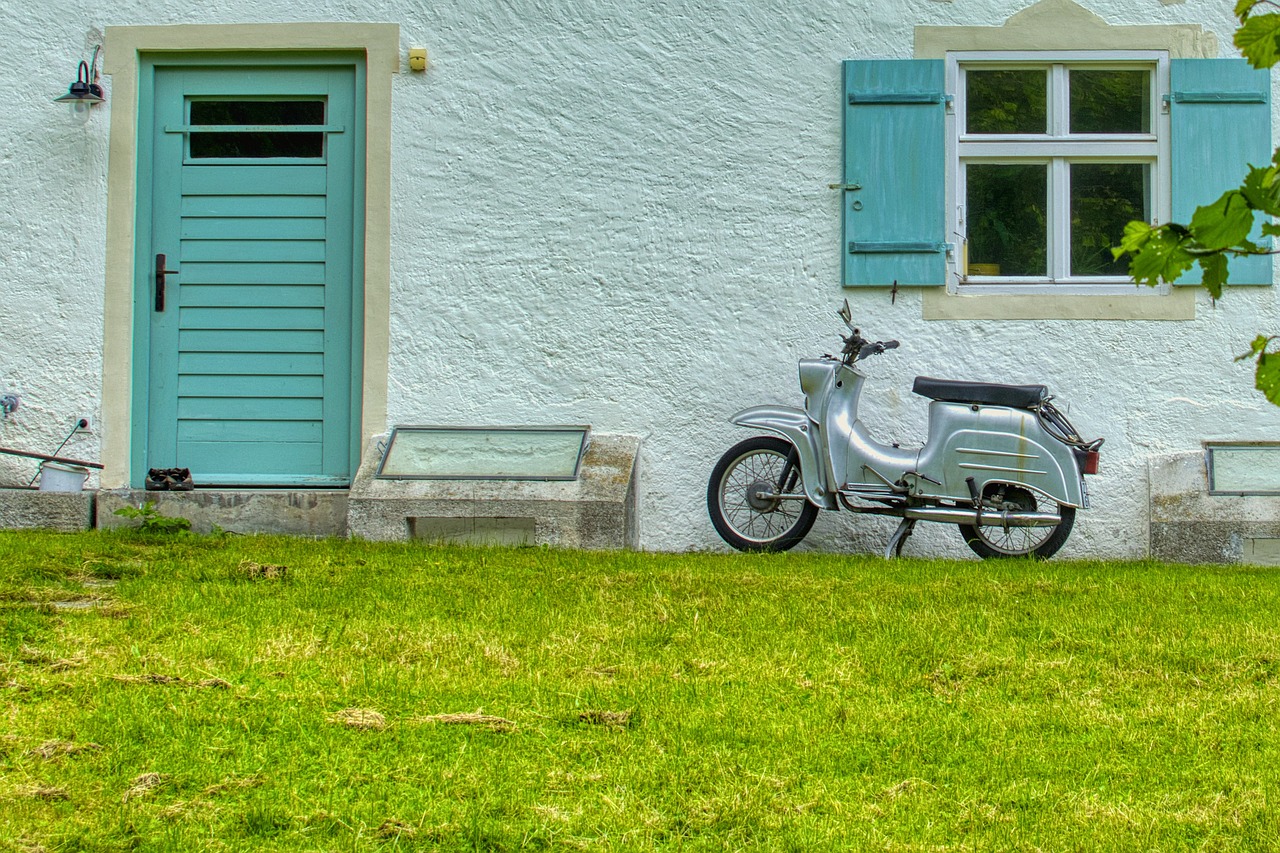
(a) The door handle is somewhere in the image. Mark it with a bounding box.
[155,253,178,312]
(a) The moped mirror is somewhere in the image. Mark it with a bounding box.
[837,299,855,331]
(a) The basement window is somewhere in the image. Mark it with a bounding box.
[376,426,591,481]
[1206,443,1280,496]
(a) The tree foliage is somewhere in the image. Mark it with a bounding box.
[1116,1,1280,401]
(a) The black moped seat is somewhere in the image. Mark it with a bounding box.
[912,376,1047,409]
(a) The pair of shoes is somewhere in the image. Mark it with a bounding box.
[145,467,195,491]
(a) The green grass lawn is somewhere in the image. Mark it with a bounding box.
[1,529,1278,851]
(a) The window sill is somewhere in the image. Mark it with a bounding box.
[922,285,1195,320]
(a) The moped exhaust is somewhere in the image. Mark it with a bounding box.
[902,507,1062,527]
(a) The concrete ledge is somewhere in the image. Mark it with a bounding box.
[97,490,348,537]
[347,433,640,549]
[0,488,95,532]
[1150,452,1280,564]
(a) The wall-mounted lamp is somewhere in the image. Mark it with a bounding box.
[53,45,104,107]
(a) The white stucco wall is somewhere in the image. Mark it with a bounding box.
[1,0,1276,558]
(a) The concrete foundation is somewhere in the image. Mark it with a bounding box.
[4,433,640,547]
[1150,452,1280,564]
[97,489,349,537]
[347,433,640,549]
[0,488,95,532]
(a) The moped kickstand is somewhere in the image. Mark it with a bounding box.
[885,518,917,559]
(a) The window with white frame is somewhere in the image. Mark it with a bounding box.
[949,51,1169,288]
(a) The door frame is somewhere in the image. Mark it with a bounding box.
[101,24,398,489]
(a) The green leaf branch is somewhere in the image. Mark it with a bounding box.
[1237,334,1280,404]
[1116,1,1280,402]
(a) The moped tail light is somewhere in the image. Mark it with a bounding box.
[1081,450,1100,475]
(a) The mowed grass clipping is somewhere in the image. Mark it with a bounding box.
[1,530,1278,851]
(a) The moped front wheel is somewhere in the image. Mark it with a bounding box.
[957,484,1075,559]
[707,436,819,552]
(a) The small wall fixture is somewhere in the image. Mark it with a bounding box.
[53,45,104,107]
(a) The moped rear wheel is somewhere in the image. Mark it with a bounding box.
[958,484,1075,559]
[707,436,819,552]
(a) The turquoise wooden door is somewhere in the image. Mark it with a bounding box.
[136,58,364,487]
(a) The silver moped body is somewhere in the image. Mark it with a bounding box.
[733,359,1085,509]
[712,304,1101,558]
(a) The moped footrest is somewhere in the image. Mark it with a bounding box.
[912,376,1047,410]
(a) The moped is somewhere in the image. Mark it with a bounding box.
[707,302,1103,559]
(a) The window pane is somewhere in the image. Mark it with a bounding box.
[189,100,325,159]
[966,70,1047,134]
[190,100,325,125]
[1070,163,1149,276]
[190,132,325,158]
[966,164,1047,277]
[1069,70,1150,133]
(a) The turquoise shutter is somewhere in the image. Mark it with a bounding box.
[842,59,947,286]
[1170,58,1273,286]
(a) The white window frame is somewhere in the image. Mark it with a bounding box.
[946,50,1171,295]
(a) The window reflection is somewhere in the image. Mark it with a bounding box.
[966,69,1047,134]
[189,100,326,159]
[966,163,1048,277]
[1070,163,1149,276]
[1070,70,1151,134]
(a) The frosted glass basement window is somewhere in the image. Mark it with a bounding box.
[1206,444,1280,495]
[376,426,591,480]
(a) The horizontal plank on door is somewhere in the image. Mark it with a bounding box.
[177,351,324,375]
[178,329,325,353]
[181,217,326,241]
[178,418,323,443]
[178,374,324,398]
[182,165,326,195]
[181,195,328,218]
[180,284,326,309]
[176,441,324,475]
[176,262,327,286]
[177,396,323,420]
[178,306,324,330]
[181,239,326,263]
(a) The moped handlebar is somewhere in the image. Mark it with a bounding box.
[836,302,900,363]
[855,339,899,360]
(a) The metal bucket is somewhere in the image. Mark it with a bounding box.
[39,461,89,492]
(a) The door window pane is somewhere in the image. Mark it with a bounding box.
[966,164,1048,277]
[1070,163,1149,276]
[189,100,325,159]
[1069,70,1150,133]
[966,70,1047,134]
[190,101,325,126]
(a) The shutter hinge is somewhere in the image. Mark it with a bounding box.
[1164,91,1267,108]
[847,92,951,106]
[828,182,862,191]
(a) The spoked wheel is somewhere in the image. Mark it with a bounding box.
[707,436,819,552]
[958,484,1075,559]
